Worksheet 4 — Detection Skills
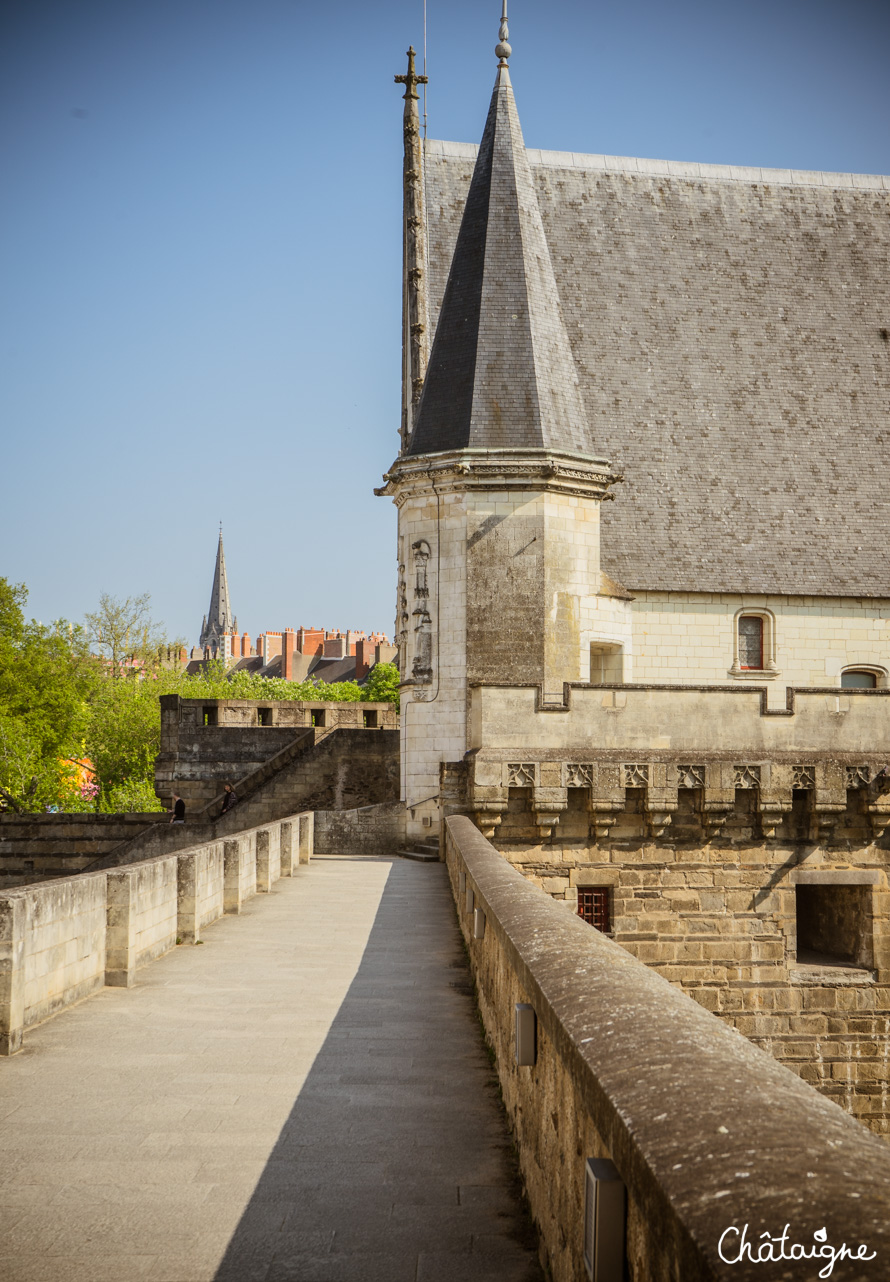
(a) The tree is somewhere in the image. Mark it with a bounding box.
[361,661,400,706]
[84,592,165,674]
[0,578,97,811]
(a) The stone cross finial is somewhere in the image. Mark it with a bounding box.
[394,46,428,100]
[495,0,511,64]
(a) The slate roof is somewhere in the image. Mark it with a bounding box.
[407,67,592,458]
[421,137,890,597]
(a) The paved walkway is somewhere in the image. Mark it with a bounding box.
[0,858,543,1282]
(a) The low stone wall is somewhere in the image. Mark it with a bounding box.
[313,801,406,855]
[0,810,315,1055]
[445,814,890,1282]
[106,857,179,987]
[0,813,164,886]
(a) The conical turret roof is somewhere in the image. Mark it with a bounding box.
[407,64,594,458]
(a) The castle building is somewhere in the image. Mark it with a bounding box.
[380,21,890,1132]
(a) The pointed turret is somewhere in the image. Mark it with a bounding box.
[407,21,593,458]
[199,530,234,650]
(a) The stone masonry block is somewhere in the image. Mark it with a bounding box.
[0,896,25,1055]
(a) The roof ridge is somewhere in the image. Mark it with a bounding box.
[425,137,890,191]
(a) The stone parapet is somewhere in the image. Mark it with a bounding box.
[0,810,315,1055]
[445,814,890,1282]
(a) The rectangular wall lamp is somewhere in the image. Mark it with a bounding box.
[583,1158,626,1281]
[514,1003,536,1066]
[473,907,486,939]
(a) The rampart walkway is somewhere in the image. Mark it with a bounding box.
[0,857,543,1282]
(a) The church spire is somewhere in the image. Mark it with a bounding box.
[395,47,430,454]
[199,529,234,650]
[406,14,594,459]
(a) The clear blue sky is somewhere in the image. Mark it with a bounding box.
[2,0,888,644]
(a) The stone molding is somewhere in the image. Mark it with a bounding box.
[377,447,619,503]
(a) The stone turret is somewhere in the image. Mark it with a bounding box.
[379,14,623,838]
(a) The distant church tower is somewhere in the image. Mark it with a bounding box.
[199,529,236,654]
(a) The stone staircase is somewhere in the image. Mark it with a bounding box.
[86,728,399,871]
[397,839,440,863]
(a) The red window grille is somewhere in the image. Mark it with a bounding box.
[738,616,764,670]
[578,887,611,933]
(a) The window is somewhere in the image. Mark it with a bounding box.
[362,710,378,728]
[202,706,217,727]
[589,643,623,684]
[841,670,877,689]
[257,707,272,726]
[311,708,326,728]
[738,616,763,670]
[795,884,871,968]
[578,887,611,933]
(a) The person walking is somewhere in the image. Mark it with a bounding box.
[169,792,186,824]
[220,782,239,815]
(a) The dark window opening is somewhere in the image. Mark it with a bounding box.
[362,710,378,728]
[624,786,645,814]
[311,708,326,728]
[738,615,764,669]
[795,884,871,968]
[578,887,611,933]
[202,706,217,727]
[257,707,272,726]
[841,670,877,689]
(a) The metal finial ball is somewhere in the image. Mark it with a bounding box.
[495,39,511,60]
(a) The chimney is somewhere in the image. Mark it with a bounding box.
[282,628,295,680]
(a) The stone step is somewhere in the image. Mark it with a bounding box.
[397,848,440,863]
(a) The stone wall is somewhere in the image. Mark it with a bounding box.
[313,801,407,855]
[0,813,165,887]
[446,815,890,1282]
[0,810,315,1055]
[156,695,398,808]
[473,775,890,1135]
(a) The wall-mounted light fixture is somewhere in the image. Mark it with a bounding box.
[583,1158,626,1281]
[514,1003,536,1066]
[473,907,486,939]
[465,885,474,915]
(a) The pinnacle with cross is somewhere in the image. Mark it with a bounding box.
[394,46,427,100]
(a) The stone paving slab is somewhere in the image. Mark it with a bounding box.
[0,857,543,1281]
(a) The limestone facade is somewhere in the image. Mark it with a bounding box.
[383,40,890,1132]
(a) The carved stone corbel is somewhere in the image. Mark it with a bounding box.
[532,786,567,840]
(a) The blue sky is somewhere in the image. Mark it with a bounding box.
[2,0,888,644]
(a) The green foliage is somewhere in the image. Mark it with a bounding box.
[84,591,166,675]
[0,578,97,812]
[361,661,400,706]
[102,778,166,814]
[0,580,399,814]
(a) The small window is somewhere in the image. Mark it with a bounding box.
[796,884,871,968]
[738,616,763,670]
[841,670,877,689]
[362,710,378,728]
[578,887,611,933]
[202,706,217,727]
[589,643,623,684]
[257,707,272,726]
[311,708,326,728]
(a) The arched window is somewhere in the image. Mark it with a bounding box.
[738,616,764,670]
[841,670,878,689]
[730,608,777,677]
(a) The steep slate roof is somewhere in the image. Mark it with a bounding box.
[407,66,592,457]
[422,140,890,598]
